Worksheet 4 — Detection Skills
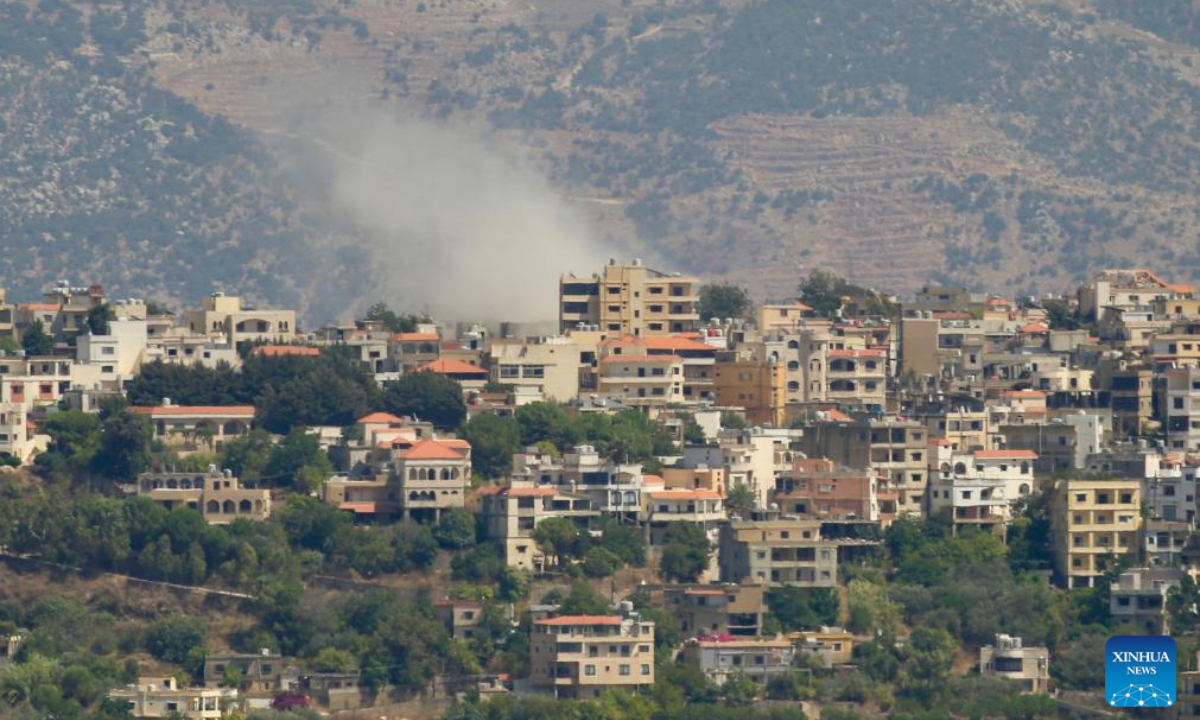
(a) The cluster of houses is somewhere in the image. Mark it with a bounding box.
[11,264,1200,714]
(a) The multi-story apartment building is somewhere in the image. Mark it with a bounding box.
[203,652,286,694]
[656,584,766,637]
[802,417,928,516]
[489,336,582,402]
[920,407,990,452]
[143,335,240,370]
[755,301,816,332]
[0,402,45,463]
[979,634,1050,694]
[387,331,441,373]
[682,428,802,509]
[1109,567,1181,634]
[1051,478,1142,588]
[478,482,597,571]
[1097,363,1154,436]
[713,358,786,427]
[129,402,255,453]
[772,458,880,522]
[645,489,724,546]
[42,281,107,338]
[718,520,839,588]
[1077,269,1195,321]
[108,677,240,720]
[559,259,699,336]
[136,469,272,524]
[510,445,649,522]
[768,326,888,411]
[530,614,655,699]
[1166,366,1200,451]
[998,413,1104,473]
[183,293,296,346]
[682,636,796,688]
[597,354,684,408]
[599,334,718,402]
[1178,653,1200,719]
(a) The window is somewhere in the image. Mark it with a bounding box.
[641,664,651,675]
[499,365,519,378]
[585,665,596,676]
[620,665,630,676]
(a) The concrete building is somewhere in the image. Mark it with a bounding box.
[998,414,1104,473]
[657,584,767,637]
[772,458,880,522]
[434,599,485,640]
[203,652,286,694]
[489,336,582,402]
[42,281,106,338]
[1166,366,1200,452]
[645,489,724,546]
[1077,269,1195,321]
[802,417,928,516]
[510,445,649,522]
[979,634,1050,694]
[129,402,255,453]
[756,301,816,332]
[682,636,796,688]
[478,483,597,571]
[719,520,839,588]
[597,354,684,408]
[559,259,699,336]
[530,614,655,699]
[183,293,296,346]
[1051,479,1142,588]
[136,469,271,524]
[77,318,149,386]
[1178,652,1200,719]
[323,437,472,522]
[791,629,854,668]
[108,677,240,720]
[714,358,786,427]
[1109,567,1182,634]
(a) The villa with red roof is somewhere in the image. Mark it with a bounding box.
[323,436,472,522]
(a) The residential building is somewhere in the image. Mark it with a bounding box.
[714,358,786,427]
[718,520,839,588]
[599,334,719,403]
[529,614,655,699]
[298,673,362,711]
[76,318,149,386]
[108,677,239,720]
[203,652,285,694]
[388,331,441,373]
[772,458,880,522]
[183,293,296,346]
[979,634,1050,694]
[1178,653,1200,719]
[657,584,766,637]
[478,482,597,571]
[509,444,648,522]
[645,489,724,548]
[791,628,854,668]
[489,336,582,402]
[597,354,684,408]
[1077,269,1195,321]
[136,469,271,524]
[801,417,928,516]
[1051,478,1142,588]
[0,402,46,463]
[682,636,796,687]
[921,407,990,452]
[1109,567,1182,634]
[434,599,484,640]
[756,301,816,332]
[1166,366,1200,452]
[419,358,490,392]
[43,281,106,338]
[998,414,1104,473]
[129,402,255,453]
[323,436,472,521]
[559,259,699,336]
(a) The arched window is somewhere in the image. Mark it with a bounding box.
[167,479,179,489]
[180,479,192,489]
[954,462,967,475]
[1019,483,1031,496]
[787,361,800,371]
[441,469,451,480]
[239,500,252,513]
[222,500,235,514]
[409,468,418,480]
[409,491,420,501]
[1020,462,1030,474]
[206,500,220,513]
[787,340,799,349]
[787,381,800,391]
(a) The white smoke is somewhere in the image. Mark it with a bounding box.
[306,110,610,323]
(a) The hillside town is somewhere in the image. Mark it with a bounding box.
[3,264,1200,720]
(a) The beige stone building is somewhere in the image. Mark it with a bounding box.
[530,615,655,699]
[489,336,582,402]
[129,402,255,453]
[559,259,699,336]
[801,417,928,516]
[478,483,597,571]
[108,677,240,720]
[137,469,271,524]
[657,584,766,637]
[597,354,684,407]
[791,629,855,668]
[682,636,796,688]
[718,520,839,588]
[1051,478,1141,588]
[714,358,786,427]
[755,301,817,333]
[183,293,296,346]
[1077,268,1195,321]
[203,652,286,694]
[979,634,1050,694]
[324,437,472,521]
[434,599,485,640]
[645,489,724,546]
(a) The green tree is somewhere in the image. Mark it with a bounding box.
[898,627,957,702]
[434,508,477,549]
[766,587,840,630]
[659,523,711,582]
[598,519,646,567]
[515,402,577,448]
[381,371,466,430]
[531,517,584,566]
[582,547,622,578]
[22,320,53,355]
[145,616,207,665]
[263,428,332,491]
[559,580,612,615]
[93,410,152,479]
[86,303,115,335]
[460,413,521,478]
[364,302,420,333]
[219,665,243,690]
[219,430,275,481]
[40,410,102,469]
[698,283,751,321]
[498,566,532,601]
[721,671,760,706]
[798,269,850,318]
[725,482,755,518]
[313,648,356,673]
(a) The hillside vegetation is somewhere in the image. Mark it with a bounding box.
[6,0,1200,316]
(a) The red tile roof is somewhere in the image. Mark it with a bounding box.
[535,616,623,626]
[130,405,255,417]
[357,412,407,425]
[1018,322,1049,334]
[399,438,469,460]
[251,345,320,357]
[420,358,489,376]
[602,335,716,352]
[973,449,1038,460]
[828,348,885,358]
[504,487,558,497]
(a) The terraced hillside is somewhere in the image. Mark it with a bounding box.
[7,0,1200,317]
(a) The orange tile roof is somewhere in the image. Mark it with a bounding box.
[1019,322,1049,334]
[420,358,489,376]
[602,334,716,352]
[816,408,852,422]
[399,438,469,460]
[600,354,683,364]
[129,405,255,417]
[535,616,623,626]
[391,332,440,342]
[504,487,558,497]
[649,490,722,500]
[643,474,665,485]
[973,449,1038,460]
[251,345,320,357]
[339,502,380,514]
[358,412,407,425]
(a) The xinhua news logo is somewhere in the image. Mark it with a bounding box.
[1106,635,1176,708]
